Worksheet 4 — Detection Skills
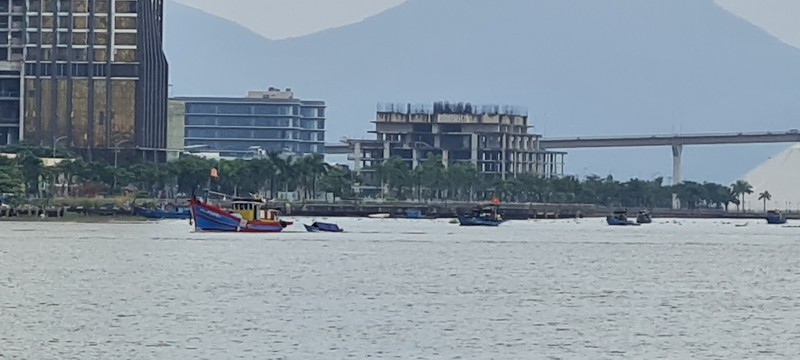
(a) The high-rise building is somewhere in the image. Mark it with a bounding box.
[0,1,24,145]
[0,0,168,160]
[175,88,326,157]
[346,101,566,195]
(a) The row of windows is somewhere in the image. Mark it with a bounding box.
[27,0,138,14]
[27,15,137,30]
[24,62,138,77]
[184,140,323,155]
[185,116,324,129]
[26,47,136,62]
[186,103,325,117]
[185,128,325,141]
[26,31,136,46]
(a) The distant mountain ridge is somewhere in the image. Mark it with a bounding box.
[163,0,800,182]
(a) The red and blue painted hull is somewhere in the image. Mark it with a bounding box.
[189,199,290,233]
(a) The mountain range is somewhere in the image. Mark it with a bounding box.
[162,0,800,183]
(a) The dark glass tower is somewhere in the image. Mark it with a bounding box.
[19,0,168,160]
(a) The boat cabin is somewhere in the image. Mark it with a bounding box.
[474,205,502,221]
[230,198,282,221]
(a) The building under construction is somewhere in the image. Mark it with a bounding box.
[347,101,565,194]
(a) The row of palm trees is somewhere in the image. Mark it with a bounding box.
[375,155,769,211]
[0,147,775,211]
[0,151,354,202]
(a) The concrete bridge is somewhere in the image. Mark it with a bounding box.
[325,130,800,208]
[538,130,800,208]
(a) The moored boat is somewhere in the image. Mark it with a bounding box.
[636,210,652,224]
[189,196,292,232]
[368,213,391,219]
[304,222,344,232]
[404,209,423,219]
[766,210,787,225]
[458,205,504,226]
[607,210,638,226]
[135,205,191,220]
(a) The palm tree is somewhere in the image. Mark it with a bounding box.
[758,190,772,212]
[731,180,754,212]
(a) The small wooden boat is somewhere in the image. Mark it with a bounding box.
[459,205,504,226]
[607,210,639,226]
[189,196,292,232]
[368,213,391,219]
[304,222,344,232]
[135,205,191,220]
[766,210,787,225]
[636,210,652,224]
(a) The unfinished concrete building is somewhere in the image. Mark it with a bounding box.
[348,101,566,194]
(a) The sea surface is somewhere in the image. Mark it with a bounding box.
[1,217,799,359]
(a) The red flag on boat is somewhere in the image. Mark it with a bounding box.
[491,197,500,204]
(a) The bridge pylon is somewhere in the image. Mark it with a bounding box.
[671,144,683,209]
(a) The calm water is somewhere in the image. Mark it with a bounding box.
[1,217,799,359]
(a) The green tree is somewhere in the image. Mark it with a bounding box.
[758,190,772,211]
[318,165,353,201]
[731,180,753,212]
[376,156,412,199]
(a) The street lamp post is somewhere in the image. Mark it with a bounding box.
[113,140,130,168]
[52,135,68,158]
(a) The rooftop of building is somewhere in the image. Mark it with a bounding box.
[173,87,325,106]
[378,101,527,117]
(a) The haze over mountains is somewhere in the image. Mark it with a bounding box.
[163,0,800,183]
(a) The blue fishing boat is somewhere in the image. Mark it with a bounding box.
[304,222,344,232]
[766,210,787,225]
[135,205,191,220]
[458,205,504,226]
[607,210,638,226]
[189,196,292,232]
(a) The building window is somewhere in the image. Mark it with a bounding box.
[253,105,291,115]
[114,32,136,46]
[300,107,317,117]
[94,49,107,61]
[114,16,136,29]
[92,32,108,45]
[218,104,250,115]
[72,32,87,45]
[95,0,110,13]
[110,63,137,77]
[73,0,88,12]
[42,16,54,28]
[94,16,108,30]
[186,103,217,114]
[113,49,136,62]
[74,15,87,29]
[114,0,137,13]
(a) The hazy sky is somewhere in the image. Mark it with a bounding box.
[174,0,800,48]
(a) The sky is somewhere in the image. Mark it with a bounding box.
[174,0,800,48]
